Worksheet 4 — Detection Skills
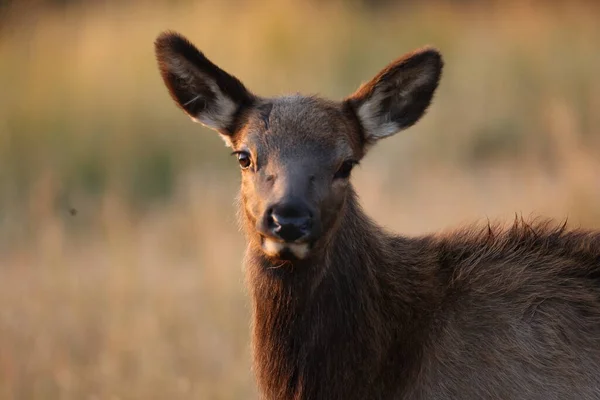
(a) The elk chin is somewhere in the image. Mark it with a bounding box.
[262,237,311,261]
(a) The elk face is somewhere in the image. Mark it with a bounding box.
[230,96,362,261]
[155,32,442,261]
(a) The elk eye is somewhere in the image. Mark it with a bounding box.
[234,151,252,169]
[334,160,357,180]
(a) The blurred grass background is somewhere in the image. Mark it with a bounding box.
[0,0,599,398]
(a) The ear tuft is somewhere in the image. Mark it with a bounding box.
[154,31,255,134]
[345,47,443,143]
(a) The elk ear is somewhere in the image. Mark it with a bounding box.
[154,31,255,139]
[345,47,443,143]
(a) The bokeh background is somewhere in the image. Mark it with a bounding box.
[1,0,600,398]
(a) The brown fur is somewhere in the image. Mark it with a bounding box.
[154,32,600,399]
[246,196,600,399]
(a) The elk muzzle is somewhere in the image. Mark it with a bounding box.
[268,203,312,242]
[258,200,318,260]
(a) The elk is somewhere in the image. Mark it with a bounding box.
[154,31,600,400]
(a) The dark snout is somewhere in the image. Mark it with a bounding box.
[262,201,317,243]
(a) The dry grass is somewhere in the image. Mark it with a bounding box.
[1,0,600,398]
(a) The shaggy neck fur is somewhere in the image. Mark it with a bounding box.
[242,187,441,399]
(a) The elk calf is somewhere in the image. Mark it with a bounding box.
[155,32,600,400]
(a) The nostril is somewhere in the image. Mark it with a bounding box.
[297,216,312,230]
[266,207,279,229]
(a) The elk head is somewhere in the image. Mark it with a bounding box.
[155,31,442,262]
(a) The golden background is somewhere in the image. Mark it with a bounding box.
[1,0,599,398]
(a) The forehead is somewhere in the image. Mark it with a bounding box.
[238,95,359,159]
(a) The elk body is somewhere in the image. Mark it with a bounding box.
[155,32,600,399]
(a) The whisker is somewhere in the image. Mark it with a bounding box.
[183,94,201,107]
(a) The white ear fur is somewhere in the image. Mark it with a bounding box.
[155,31,255,137]
[347,47,443,142]
[160,53,239,132]
[355,89,403,140]
[183,71,238,131]
[218,133,234,147]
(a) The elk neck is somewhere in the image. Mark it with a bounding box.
[241,185,440,398]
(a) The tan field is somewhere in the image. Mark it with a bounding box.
[1,0,599,398]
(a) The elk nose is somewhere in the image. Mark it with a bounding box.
[268,203,312,242]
